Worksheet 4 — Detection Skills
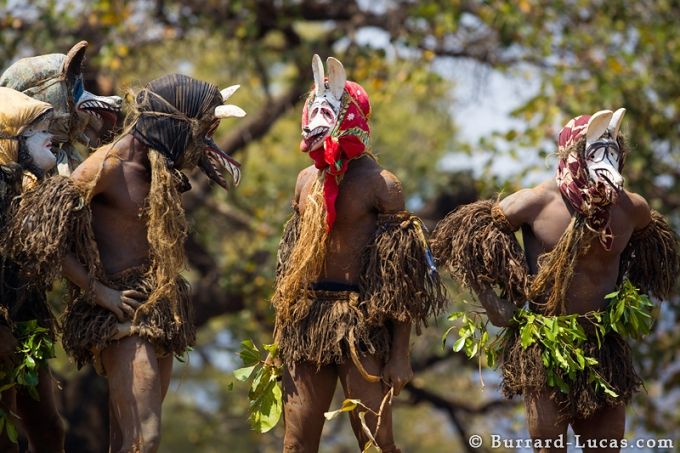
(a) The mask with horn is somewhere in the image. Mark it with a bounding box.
[0,41,123,173]
[130,73,245,190]
[556,108,627,250]
[300,54,371,231]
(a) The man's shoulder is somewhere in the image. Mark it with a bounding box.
[72,138,137,191]
[620,189,649,209]
[353,158,400,186]
[498,180,558,227]
[618,189,651,228]
[502,180,557,208]
[295,164,317,188]
[297,164,317,180]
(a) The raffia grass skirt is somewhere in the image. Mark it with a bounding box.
[61,266,194,374]
[277,289,390,368]
[500,329,642,422]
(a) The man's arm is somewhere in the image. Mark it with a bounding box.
[473,185,549,327]
[628,191,652,231]
[293,165,316,208]
[373,169,413,395]
[62,153,144,322]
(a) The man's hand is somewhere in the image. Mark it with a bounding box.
[0,324,18,370]
[473,284,518,327]
[94,282,146,322]
[382,354,413,396]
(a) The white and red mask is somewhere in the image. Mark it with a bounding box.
[298,54,372,231]
[584,108,626,192]
[300,55,346,153]
[556,108,627,250]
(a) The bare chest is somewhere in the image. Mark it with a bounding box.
[525,198,634,264]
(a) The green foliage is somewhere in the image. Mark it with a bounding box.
[604,279,655,340]
[0,320,55,443]
[0,409,18,444]
[445,280,654,398]
[514,310,615,397]
[234,340,283,433]
[443,309,496,369]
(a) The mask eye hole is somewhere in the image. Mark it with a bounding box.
[587,141,619,163]
[73,78,84,103]
[322,108,334,120]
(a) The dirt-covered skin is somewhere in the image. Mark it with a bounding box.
[63,134,171,453]
[282,157,411,453]
[481,179,650,453]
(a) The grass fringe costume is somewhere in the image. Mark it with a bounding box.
[431,111,680,422]
[2,74,240,372]
[0,88,57,348]
[273,78,446,372]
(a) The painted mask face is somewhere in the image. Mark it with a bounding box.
[300,55,346,153]
[585,137,622,190]
[22,116,56,171]
[584,108,626,192]
[199,84,246,188]
[73,75,123,147]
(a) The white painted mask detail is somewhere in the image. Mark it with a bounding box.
[585,108,626,192]
[22,116,56,171]
[215,84,246,119]
[301,54,346,152]
[75,84,123,125]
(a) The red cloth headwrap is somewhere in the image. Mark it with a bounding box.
[555,114,618,250]
[300,81,371,231]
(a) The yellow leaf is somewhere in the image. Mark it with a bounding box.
[323,398,363,420]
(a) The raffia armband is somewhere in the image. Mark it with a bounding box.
[430,199,529,306]
[619,210,680,299]
[360,211,447,333]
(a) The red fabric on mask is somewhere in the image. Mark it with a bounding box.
[300,81,371,231]
[555,114,617,250]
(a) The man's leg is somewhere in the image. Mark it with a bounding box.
[282,361,337,452]
[524,390,569,453]
[572,404,625,453]
[338,354,399,453]
[158,354,173,401]
[101,335,164,453]
[15,365,65,453]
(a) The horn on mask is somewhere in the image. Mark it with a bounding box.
[312,54,325,96]
[62,41,88,83]
[326,57,346,101]
[215,85,246,119]
[608,108,626,140]
[585,110,613,148]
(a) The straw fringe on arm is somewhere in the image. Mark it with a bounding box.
[430,200,529,307]
[361,211,447,333]
[2,175,101,289]
[619,210,680,299]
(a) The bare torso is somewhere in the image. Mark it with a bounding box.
[71,134,151,275]
[295,156,404,285]
[502,179,650,314]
